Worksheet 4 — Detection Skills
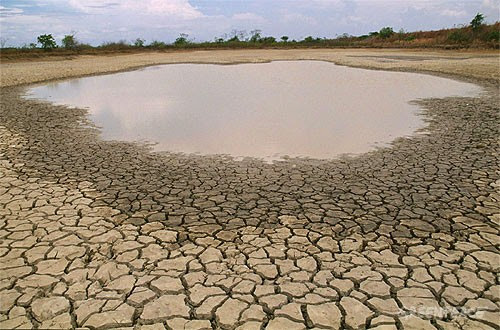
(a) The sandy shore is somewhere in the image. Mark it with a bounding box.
[1,48,499,87]
[0,49,499,329]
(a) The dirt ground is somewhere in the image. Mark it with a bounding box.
[1,48,499,88]
[0,49,499,329]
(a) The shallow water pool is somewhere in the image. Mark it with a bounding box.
[25,61,481,161]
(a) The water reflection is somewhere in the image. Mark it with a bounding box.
[25,61,482,161]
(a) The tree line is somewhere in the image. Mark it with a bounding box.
[6,13,499,51]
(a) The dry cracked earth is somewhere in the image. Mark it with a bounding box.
[0,71,499,330]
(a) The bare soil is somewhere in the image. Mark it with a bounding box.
[1,49,499,87]
[0,49,498,329]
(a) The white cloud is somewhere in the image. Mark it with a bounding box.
[232,12,265,22]
[440,9,467,17]
[67,0,115,12]
[0,14,51,24]
[301,0,344,9]
[282,13,317,26]
[0,5,24,16]
[129,0,203,19]
[67,0,203,19]
[481,0,500,9]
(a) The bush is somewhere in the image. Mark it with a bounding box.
[226,36,240,43]
[485,30,499,41]
[379,27,394,39]
[76,43,93,51]
[149,40,167,48]
[250,30,262,43]
[134,38,145,47]
[448,30,470,43]
[260,36,276,44]
[302,36,316,43]
[99,40,130,50]
[174,34,189,46]
[37,34,57,50]
[62,34,77,49]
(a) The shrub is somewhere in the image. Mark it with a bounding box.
[338,33,352,39]
[62,34,77,49]
[99,40,130,50]
[174,34,189,46]
[250,30,262,43]
[447,30,470,43]
[485,30,499,41]
[379,27,394,39]
[226,36,240,43]
[149,40,167,48]
[134,38,145,47]
[76,43,93,51]
[37,34,57,50]
[261,36,276,44]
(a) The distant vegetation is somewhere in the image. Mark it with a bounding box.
[36,34,57,50]
[1,14,498,60]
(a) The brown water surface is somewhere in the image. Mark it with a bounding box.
[25,61,481,161]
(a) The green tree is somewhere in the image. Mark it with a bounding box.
[37,34,57,50]
[62,34,77,49]
[250,29,262,42]
[174,33,189,46]
[470,13,485,31]
[379,27,394,38]
[281,36,289,42]
[261,36,276,43]
[134,38,145,47]
[149,40,167,48]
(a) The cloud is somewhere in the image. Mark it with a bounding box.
[300,0,345,9]
[282,13,317,26]
[1,0,499,47]
[440,9,467,17]
[128,0,203,19]
[67,0,203,19]
[67,0,116,12]
[481,0,498,8]
[0,5,24,16]
[232,12,265,22]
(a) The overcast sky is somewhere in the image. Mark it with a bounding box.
[0,0,498,47]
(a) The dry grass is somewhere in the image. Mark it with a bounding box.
[1,23,498,63]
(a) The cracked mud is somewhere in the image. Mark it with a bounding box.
[0,58,499,330]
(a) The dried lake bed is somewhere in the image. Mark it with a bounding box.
[0,49,498,329]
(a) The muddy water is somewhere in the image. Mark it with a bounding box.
[25,61,481,161]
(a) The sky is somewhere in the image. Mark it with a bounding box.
[0,0,499,47]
